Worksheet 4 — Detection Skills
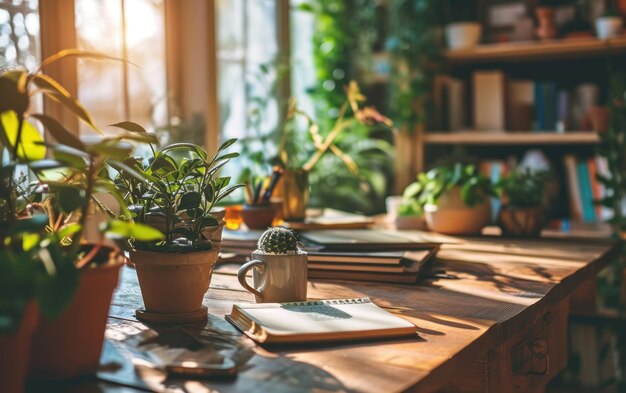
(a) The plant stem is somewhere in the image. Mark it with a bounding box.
[73,155,95,252]
[302,102,349,172]
[12,114,24,160]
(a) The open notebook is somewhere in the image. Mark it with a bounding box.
[226,298,417,344]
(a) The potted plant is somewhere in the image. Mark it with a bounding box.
[496,169,550,238]
[114,140,243,324]
[237,226,307,303]
[596,9,623,39]
[0,50,162,382]
[240,167,282,229]
[409,163,495,235]
[444,1,481,49]
[394,182,427,230]
[275,82,392,221]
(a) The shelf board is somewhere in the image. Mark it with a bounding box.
[444,36,626,63]
[424,131,600,145]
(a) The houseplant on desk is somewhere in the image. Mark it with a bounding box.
[0,51,162,385]
[115,139,243,323]
[276,81,393,221]
[407,163,494,235]
[496,169,549,237]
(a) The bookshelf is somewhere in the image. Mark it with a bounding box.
[424,131,600,145]
[445,36,626,64]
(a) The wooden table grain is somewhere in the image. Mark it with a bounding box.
[94,237,619,393]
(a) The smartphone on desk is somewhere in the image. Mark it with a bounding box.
[165,358,237,380]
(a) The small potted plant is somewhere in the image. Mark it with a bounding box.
[240,166,282,229]
[596,9,623,39]
[412,163,495,235]
[496,169,550,237]
[394,182,427,230]
[238,226,307,303]
[444,1,481,49]
[116,140,243,324]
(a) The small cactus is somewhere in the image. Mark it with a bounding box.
[257,226,299,254]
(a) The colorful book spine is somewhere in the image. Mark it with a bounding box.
[534,82,545,131]
[563,155,582,220]
[576,160,596,222]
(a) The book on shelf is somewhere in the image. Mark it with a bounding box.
[473,70,506,131]
[441,69,602,133]
[563,154,612,223]
[226,297,417,344]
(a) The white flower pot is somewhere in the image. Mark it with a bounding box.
[445,22,482,50]
[424,187,491,235]
[596,17,623,39]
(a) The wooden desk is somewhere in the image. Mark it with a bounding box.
[95,237,619,393]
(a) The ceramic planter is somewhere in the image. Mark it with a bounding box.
[130,248,219,324]
[596,17,623,39]
[281,169,309,222]
[445,22,481,50]
[394,215,427,230]
[0,302,39,392]
[424,187,492,235]
[238,251,308,303]
[498,206,545,238]
[29,246,124,379]
[242,205,276,230]
[536,7,557,40]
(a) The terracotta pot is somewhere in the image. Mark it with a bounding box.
[0,302,39,393]
[589,106,610,133]
[424,187,492,235]
[242,205,276,230]
[29,247,124,379]
[498,206,545,238]
[281,169,309,221]
[131,248,219,315]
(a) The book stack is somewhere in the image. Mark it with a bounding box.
[563,155,612,222]
[300,229,450,284]
[221,229,264,257]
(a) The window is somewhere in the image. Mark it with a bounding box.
[0,0,40,72]
[75,0,167,135]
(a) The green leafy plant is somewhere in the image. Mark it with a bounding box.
[496,169,550,209]
[114,139,244,252]
[257,226,299,254]
[403,163,495,209]
[386,0,443,131]
[0,49,163,328]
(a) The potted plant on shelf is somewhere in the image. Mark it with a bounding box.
[496,169,550,237]
[276,82,393,221]
[596,9,623,39]
[0,50,162,383]
[114,140,243,324]
[409,163,495,235]
[444,0,481,49]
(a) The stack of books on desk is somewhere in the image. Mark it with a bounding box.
[301,230,450,284]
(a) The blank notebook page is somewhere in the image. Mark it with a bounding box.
[234,298,415,336]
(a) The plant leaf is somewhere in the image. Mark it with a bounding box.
[30,113,85,150]
[103,219,164,241]
[109,121,147,133]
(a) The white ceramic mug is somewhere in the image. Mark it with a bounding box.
[237,251,308,303]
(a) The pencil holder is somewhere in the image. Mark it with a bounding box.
[242,204,276,230]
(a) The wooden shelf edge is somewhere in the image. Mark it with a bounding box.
[424,131,600,145]
[444,36,626,63]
